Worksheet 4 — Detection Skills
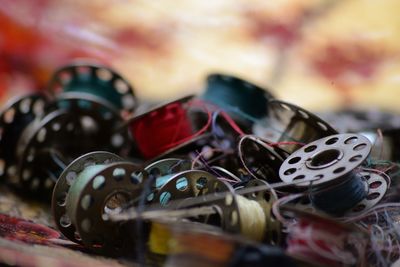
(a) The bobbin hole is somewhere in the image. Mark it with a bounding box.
[288,157,301,164]
[176,177,188,191]
[103,192,130,215]
[369,181,382,189]
[304,145,317,153]
[284,168,296,175]
[298,110,309,119]
[349,155,362,162]
[353,143,367,151]
[352,204,366,212]
[19,98,31,114]
[131,172,143,184]
[325,137,339,145]
[115,79,129,94]
[196,177,208,190]
[60,214,72,228]
[366,192,380,200]
[333,167,346,174]
[112,168,126,181]
[308,149,342,169]
[92,176,106,190]
[57,192,67,207]
[59,71,72,84]
[96,68,113,81]
[4,108,15,123]
[293,175,305,181]
[345,136,358,144]
[33,100,45,116]
[81,195,93,210]
[317,122,328,131]
[160,191,171,206]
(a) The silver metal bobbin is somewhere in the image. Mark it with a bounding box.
[52,151,123,244]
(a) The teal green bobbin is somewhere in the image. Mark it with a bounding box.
[47,63,137,113]
[202,74,274,120]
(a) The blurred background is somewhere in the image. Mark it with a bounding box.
[1,0,400,112]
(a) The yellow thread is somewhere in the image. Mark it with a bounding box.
[148,222,172,255]
[236,195,267,241]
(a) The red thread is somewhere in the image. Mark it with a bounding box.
[130,101,211,159]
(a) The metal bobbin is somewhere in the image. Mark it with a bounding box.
[0,94,48,184]
[64,161,146,255]
[155,170,241,233]
[52,151,123,244]
[241,179,281,244]
[238,135,288,183]
[47,63,137,114]
[204,74,274,121]
[254,100,337,154]
[144,158,192,203]
[16,94,130,198]
[280,134,388,215]
[129,95,212,160]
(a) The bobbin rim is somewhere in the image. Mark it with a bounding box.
[0,94,48,181]
[46,63,137,113]
[52,151,123,244]
[206,73,275,99]
[279,133,372,187]
[70,161,145,255]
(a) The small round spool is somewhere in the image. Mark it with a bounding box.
[280,133,371,187]
[203,74,273,120]
[239,135,288,183]
[17,94,130,197]
[66,162,146,254]
[52,151,123,244]
[47,63,137,113]
[0,94,47,183]
[254,100,337,154]
[241,179,281,244]
[129,96,211,160]
[155,170,241,233]
[293,171,388,217]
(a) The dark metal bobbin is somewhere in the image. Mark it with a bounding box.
[129,95,213,160]
[279,133,371,187]
[204,74,274,120]
[155,170,241,233]
[47,63,137,114]
[17,95,130,198]
[254,100,337,154]
[52,151,123,244]
[66,162,146,255]
[238,135,288,184]
[0,94,48,184]
[294,171,388,217]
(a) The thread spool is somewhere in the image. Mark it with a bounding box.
[16,94,130,198]
[282,206,362,267]
[52,151,123,244]
[280,134,388,216]
[47,63,137,113]
[0,94,47,184]
[129,96,210,159]
[254,100,337,154]
[238,135,288,184]
[55,157,146,255]
[156,171,277,242]
[203,74,273,122]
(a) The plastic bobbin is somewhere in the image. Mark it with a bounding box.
[254,100,337,154]
[52,151,123,244]
[66,162,146,255]
[155,170,241,234]
[0,94,47,184]
[239,135,288,183]
[203,74,274,121]
[47,63,137,114]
